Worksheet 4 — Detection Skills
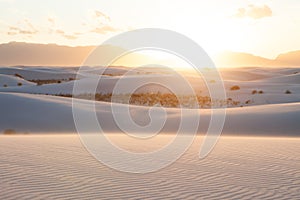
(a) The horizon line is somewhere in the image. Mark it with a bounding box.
[1,41,300,60]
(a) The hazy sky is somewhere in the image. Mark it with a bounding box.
[1,0,300,58]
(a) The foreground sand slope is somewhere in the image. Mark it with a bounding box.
[0,135,299,199]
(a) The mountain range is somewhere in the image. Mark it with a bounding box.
[0,42,299,67]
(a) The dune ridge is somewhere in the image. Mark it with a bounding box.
[0,92,299,136]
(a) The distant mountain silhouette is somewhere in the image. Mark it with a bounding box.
[0,42,299,67]
[273,50,300,66]
[0,42,156,67]
[0,42,95,66]
[214,51,272,68]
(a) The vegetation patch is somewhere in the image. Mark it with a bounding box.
[3,129,17,135]
[230,85,240,91]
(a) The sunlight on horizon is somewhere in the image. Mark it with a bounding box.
[112,49,196,70]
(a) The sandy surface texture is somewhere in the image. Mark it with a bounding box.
[0,134,299,199]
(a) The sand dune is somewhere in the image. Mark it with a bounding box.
[0,134,299,199]
[260,73,300,84]
[1,66,300,137]
[0,74,206,95]
[0,65,299,199]
[1,66,300,135]
[1,66,300,108]
[220,69,273,81]
[0,74,35,87]
[0,67,78,80]
[0,92,299,136]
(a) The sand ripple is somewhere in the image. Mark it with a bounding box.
[0,135,299,199]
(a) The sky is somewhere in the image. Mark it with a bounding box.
[0,0,300,59]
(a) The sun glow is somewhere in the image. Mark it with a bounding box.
[112,49,194,70]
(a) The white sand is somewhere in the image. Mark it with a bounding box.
[0,92,299,136]
[0,66,299,199]
[1,66,300,107]
[0,74,35,87]
[0,66,78,80]
[0,134,299,199]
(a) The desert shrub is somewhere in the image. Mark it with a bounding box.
[30,79,65,85]
[252,90,257,94]
[3,129,17,135]
[14,73,23,79]
[3,84,7,87]
[285,90,292,94]
[230,85,240,91]
[17,82,22,86]
[56,92,243,108]
[245,100,251,104]
[258,90,264,94]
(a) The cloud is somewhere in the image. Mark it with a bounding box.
[94,10,111,22]
[7,19,38,35]
[4,10,122,40]
[233,4,272,19]
[55,29,64,34]
[89,10,121,34]
[46,17,82,40]
[62,34,78,40]
[48,17,56,27]
[55,29,79,40]
[91,25,119,34]
[7,29,36,35]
